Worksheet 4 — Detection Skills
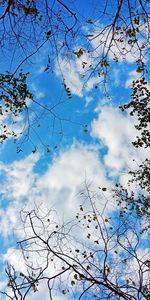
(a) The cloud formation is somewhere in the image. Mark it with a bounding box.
[0,143,111,238]
[91,105,149,187]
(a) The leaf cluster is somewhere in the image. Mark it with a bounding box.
[0,71,33,142]
[120,77,150,148]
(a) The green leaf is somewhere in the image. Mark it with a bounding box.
[136,67,143,73]
[102,187,107,191]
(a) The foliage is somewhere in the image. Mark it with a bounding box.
[120,78,150,149]
[0,71,33,143]
[128,159,150,193]
[117,78,150,221]
[114,183,150,222]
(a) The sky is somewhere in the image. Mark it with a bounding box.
[0,1,149,299]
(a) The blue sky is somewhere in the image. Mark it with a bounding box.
[0,1,149,299]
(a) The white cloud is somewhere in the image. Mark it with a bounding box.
[0,153,39,201]
[3,248,27,274]
[36,65,46,74]
[113,68,122,87]
[85,95,92,107]
[94,97,111,111]
[0,143,113,238]
[0,94,35,144]
[0,153,39,236]
[55,57,83,97]
[85,76,100,91]
[125,70,140,88]
[0,107,25,142]
[2,247,70,300]
[31,83,45,99]
[0,104,148,240]
[91,105,149,187]
[91,26,144,63]
[0,104,148,239]
[55,51,100,97]
[124,247,150,289]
